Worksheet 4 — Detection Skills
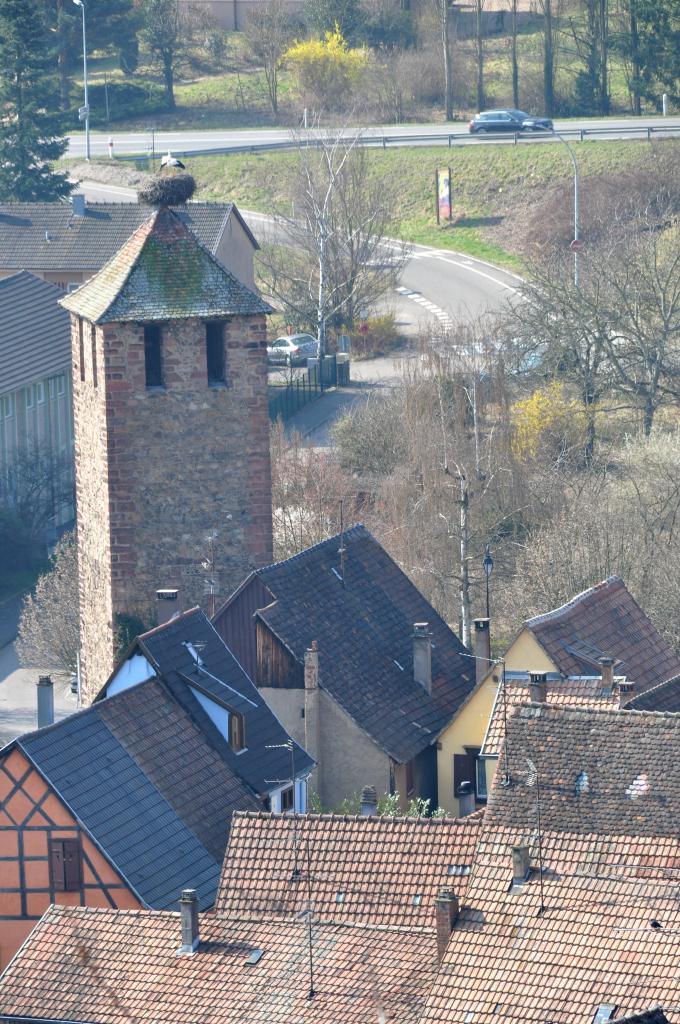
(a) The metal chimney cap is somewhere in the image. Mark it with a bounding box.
[180,888,198,902]
[413,622,430,636]
[157,588,179,601]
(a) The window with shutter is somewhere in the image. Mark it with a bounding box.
[50,838,82,892]
[228,711,246,752]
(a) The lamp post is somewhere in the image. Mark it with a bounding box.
[541,126,580,287]
[73,0,90,162]
[483,545,493,620]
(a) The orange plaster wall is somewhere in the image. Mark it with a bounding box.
[0,748,142,971]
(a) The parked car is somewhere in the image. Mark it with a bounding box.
[267,334,319,365]
[469,109,553,134]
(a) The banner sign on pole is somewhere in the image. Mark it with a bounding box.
[436,167,452,224]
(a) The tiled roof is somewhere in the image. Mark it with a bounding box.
[0,200,257,272]
[525,576,680,694]
[0,272,71,394]
[481,675,620,757]
[617,1012,670,1024]
[61,206,271,323]
[12,676,259,909]
[420,705,680,1024]
[249,525,475,763]
[123,607,314,795]
[627,673,680,713]
[215,810,482,926]
[0,905,439,1024]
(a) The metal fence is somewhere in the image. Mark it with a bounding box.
[268,355,350,422]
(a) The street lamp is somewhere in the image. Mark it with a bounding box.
[540,126,580,287]
[73,0,90,162]
[483,544,493,620]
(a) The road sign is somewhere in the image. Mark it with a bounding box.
[569,238,585,252]
[78,105,89,121]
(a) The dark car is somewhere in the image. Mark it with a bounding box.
[469,109,553,134]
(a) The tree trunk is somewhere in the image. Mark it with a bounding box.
[459,473,471,649]
[599,0,609,114]
[643,395,655,435]
[440,1,454,121]
[543,0,555,116]
[163,54,176,110]
[629,0,641,115]
[475,0,485,110]
[317,224,327,360]
[511,0,519,107]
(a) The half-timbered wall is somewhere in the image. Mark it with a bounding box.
[0,747,141,970]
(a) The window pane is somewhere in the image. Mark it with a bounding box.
[144,325,163,388]
[476,757,488,799]
[206,323,225,384]
[281,786,294,811]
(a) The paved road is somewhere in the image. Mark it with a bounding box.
[67,116,680,159]
[0,644,76,747]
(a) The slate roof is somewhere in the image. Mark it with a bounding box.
[241,524,475,763]
[216,809,482,926]
[61,206,272,323]
[116,607,314,795]
[617,1012,670,1024]
[419,705,680,1024]
[524,576,680,695]
[0,200,257,272]
[0,272,71,394]
[8,676,259,910]
[627,673,680,713]
[0,905,438,1024]
[481,673,620,757]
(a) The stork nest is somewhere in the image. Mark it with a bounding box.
[138,173,196,207]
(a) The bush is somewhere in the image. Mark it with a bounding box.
[350,313,402,358]
[284,28,370,109]
[75,81,168,126]
[139,172,196,205]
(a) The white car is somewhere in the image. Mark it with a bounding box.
[267,334,319,365]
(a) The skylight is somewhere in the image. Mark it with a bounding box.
[448,864,471,877]
[245,949,264,966]
[626,773,650,800]
[412,894,423,906]
[182,641,205,667]
[575,771,589,795]
[593,1005,616,1023]
[336,892,345,903]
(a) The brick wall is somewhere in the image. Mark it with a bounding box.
[73,312,273,702]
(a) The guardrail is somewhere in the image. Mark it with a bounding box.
[116,122,680,162]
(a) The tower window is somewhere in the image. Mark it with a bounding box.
[78,318,85,382]
[144,325,163,388]
[206,322,225,384]
[229,710,245,752]
[90,325,98,388]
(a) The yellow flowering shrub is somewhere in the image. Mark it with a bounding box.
[511,380,586,461]
[284,28,370,109]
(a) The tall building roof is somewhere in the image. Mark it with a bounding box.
[0,271,71,394]
[61,206,271,323]
[627,672,680,713]
[0,200,258,272]
[225,524,476,764]
[216,809,482,926]
[4,676,259,911]
[524,576,680,695]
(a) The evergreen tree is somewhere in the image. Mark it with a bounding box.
[0,0,71,202]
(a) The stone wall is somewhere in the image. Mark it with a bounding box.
[74,312,273,702]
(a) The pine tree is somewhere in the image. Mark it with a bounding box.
[0,0,72,202]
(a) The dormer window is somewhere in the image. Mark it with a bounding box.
[229,710,245,752]
[183,641,204,667]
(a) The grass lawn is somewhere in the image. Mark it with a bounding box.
[191,137,658,269]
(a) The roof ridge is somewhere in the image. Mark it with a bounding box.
[526,575,623,629]
[256,524,368,577]
[138,605,204,640]
[519,700,680,720]
[232,809,481,825]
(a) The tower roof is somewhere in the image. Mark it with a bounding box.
[60,205,272,324]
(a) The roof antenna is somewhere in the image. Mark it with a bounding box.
[338,500,346,587]
[305,837,315,999]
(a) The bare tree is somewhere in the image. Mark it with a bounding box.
[17,532,79,674]
[244,0,294,117]
[431,0,454,121]
[509,0,519,107]
[539,0,557,116]
[258,128,409,356]
[0,442,73,541]
[474,0,486,112]
[141,0,184,110]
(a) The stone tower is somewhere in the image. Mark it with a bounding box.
[61,206,273,701]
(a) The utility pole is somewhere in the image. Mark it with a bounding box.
[73,0,90,162]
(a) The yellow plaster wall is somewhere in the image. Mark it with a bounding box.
[504,628,556,673]
[437,676,498,816]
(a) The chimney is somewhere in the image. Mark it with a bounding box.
[156,588,179,625]
[473,618,491,684]
[177,889,199,955]
[434,887,459,963]
[598,656,615,693]
[511,845,531,886]
[528,670,548,704]
[360,785,378,817]
[457,780,475,817]
[37,676,54,729]
[72,194,86,217]
[413,623,432,693]
[304,640,319,690]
